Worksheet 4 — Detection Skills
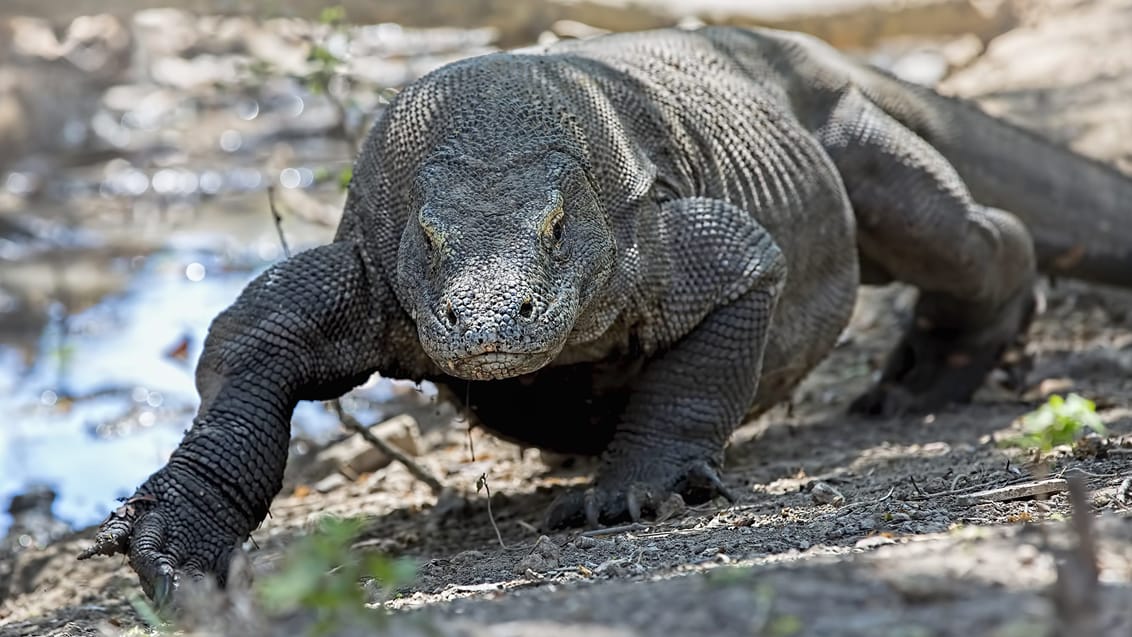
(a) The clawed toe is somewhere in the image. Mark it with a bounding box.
[543,460,736,530]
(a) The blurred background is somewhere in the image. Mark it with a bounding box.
[0,0,1086,544]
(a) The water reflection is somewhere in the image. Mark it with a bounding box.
[0,244,363,534]
[0,9,494,539]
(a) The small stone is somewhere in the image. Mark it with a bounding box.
[313,473,347,493]
[810,481,846,506]
[514,535,561,574]
[452,549,485,564]
[655,492,686,521]
[573,535,610,550]
[854,534,895,549]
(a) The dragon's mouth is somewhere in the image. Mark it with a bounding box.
[441,351,554,380]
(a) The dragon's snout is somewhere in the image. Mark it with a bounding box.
[422,278,560,379]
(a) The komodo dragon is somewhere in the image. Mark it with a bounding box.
[80,26,1132,600]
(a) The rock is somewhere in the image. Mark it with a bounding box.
[810,481,846,506]
[514,535,561,574]
[655,492,687,521]
[2,484,72,553]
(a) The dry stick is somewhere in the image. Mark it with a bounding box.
[838,485,896,512]
[908,474,926,498]
[331,401,444,496]
[462,388,508,549]
[266,190,443,496]
[1051,474,1101,637]
[580,523,648,538]
[267,186,291,259]
[477,472,507,549]
[465,419,507,549]
[954,478,1068,506]
[905,475,1040,502]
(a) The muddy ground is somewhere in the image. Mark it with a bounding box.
[2,1,1132,635]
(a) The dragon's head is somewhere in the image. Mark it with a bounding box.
[396,149,615,380]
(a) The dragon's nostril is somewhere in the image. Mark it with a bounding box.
[445,302,458,326]
[519,299,533,319]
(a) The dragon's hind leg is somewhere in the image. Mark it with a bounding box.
[819,88,1037,416]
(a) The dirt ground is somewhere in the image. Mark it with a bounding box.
[3,1,1132,635]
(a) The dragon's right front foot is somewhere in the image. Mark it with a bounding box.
[78,468,249,605]
[542,457,736,529]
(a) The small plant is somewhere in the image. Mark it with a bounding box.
[1004,393,1106,453]
[257,516,415,635]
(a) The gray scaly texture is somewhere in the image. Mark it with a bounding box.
[79,27,1132,600]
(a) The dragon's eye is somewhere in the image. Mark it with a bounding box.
[419,206,442,252]
[540,191,565,246]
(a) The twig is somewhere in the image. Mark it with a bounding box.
[579,523,647,538]
[839,485,896,512]
[465,422,507,549]
[331,401,443,495]
[477,473,506,549]
[908,475,925,498]
[949,473,966,492]
[905,476,1039,501]
[955,478,1068,506]
[1051,474,1100,637]
[267,186,291,259]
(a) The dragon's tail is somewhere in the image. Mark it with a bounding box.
[857,70,1132,288]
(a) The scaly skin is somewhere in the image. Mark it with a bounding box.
[80,26,1132,600]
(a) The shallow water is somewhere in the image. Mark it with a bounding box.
[0,192,351,534]
[0,8,495,536]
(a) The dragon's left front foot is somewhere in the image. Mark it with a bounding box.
[543,459,736,529]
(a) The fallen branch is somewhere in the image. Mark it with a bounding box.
[579,523,648,538]
[955,478,1068,506]
[1050,475,1100,637]
[266,186,291,259]
[331,400,444,496]
[906,475,1040,501]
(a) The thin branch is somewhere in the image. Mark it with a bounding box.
[580,523,648,538]
[477,473,507,549]
[267,186,291,259]
[330,400,444,495]
[1051,474,1100,637]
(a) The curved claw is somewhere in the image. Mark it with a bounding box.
[625,483,657,522]
[78,499,148,560]
[544,461,730,530]
[152,571,177,610]
[849,383,915,417]
[687,461,737,503]
[78,478,246,605]
[583,488,601,528]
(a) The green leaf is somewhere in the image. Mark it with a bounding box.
[1004,393,1106,453]
[319,6,347,26]
[337,166,353,191]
